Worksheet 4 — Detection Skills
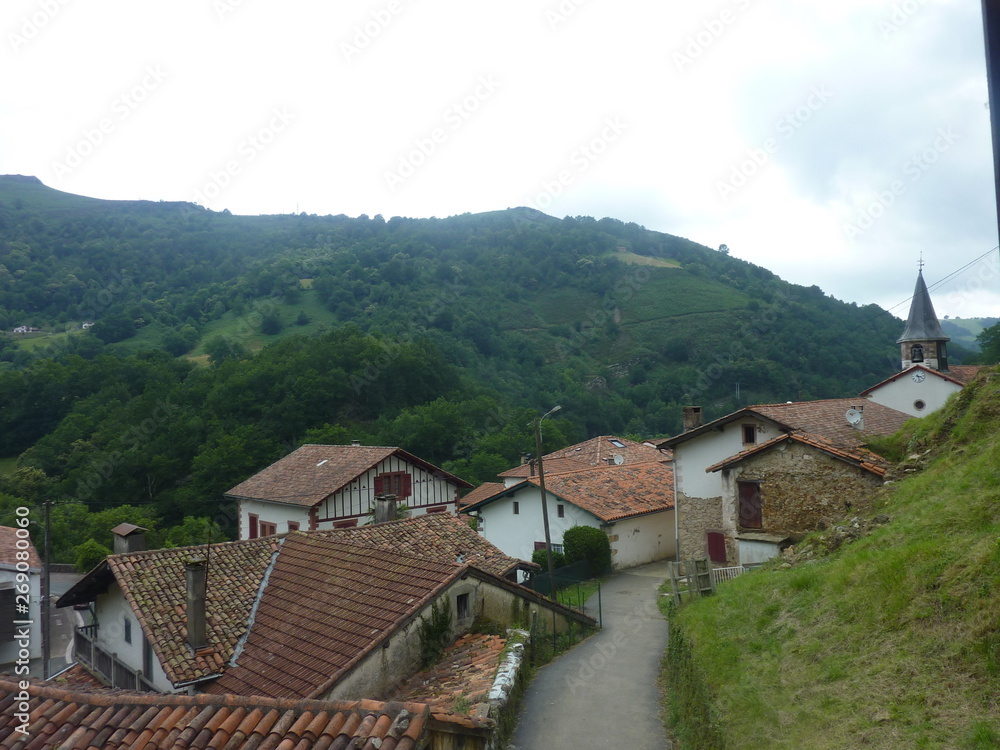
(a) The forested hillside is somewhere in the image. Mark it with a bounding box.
[0,175,919,563]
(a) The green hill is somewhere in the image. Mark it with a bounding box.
[665,368,1000,748]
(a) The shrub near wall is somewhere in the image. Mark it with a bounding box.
[563,525,611,577]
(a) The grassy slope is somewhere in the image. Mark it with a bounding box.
[670,368,1000,749]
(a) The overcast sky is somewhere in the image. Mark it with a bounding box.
[3,0,999,318]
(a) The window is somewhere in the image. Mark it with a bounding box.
[333,519,359,529]
[914,400,926,411]
[513,501,519,515]
[0,588,15,641]
[374,471,412,498]
[910,343,924,362]
[457,592,470,621]
[124,616,132,645]
[248,514,259,539]
[609,439,625,448]
[143,640,154,679]
[557,504,565,518]
[287,521,299,532]
[742,424,756,445]
[534,542,564,554]
[259,521,277,537]
[707,531,726,564]
[738,481,762,529]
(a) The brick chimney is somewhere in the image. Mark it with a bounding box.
[374,493,398,524]
[186,556,208,651]
[683,406,704,432]
[111,523,147,555]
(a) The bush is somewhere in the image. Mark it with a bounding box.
[563,525,611,577]
[75,539,112,573]
[531,547,566,570]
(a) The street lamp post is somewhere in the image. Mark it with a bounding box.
[534,405,561,598]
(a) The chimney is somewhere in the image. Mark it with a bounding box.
[186,557,208,651]
[521,453,531,466]
[374,493,398,524]
[683,406,703,432]
[111,523,147,555]
[351,439,361,447]
[528,458,536,477]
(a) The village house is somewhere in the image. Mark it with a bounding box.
[463,455,676,572]
[0,526,42,666]
[226,443,472,539]
[56,514,589,701]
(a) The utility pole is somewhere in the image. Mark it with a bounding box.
[534,405,561,598]
[982,0,1000,242]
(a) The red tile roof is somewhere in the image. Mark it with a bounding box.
[705,432,889,477]
[498,457,590,478]
[519,461,675,522]
[459,482,506,507]
[661,399,912,451]
[499,436,671,479]
[205,537,465,699]
[0,526,41,569]
[225,444,470,508]
[58,536,282,687]
[0,676,429,749]
[859,363,986,395]
[327,513,533,578]
[392,632,505,722]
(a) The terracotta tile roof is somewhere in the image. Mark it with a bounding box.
[859,363,986,395]
[0,526,41,569]
[661,399,911,451]
[498,436,671,479]
[498,457,591,479]
[543,435,672,466]
[459,482,506,507]
[705,432,889,477]
[520,461,675,522]
[206,536,465,699]
[225,444,470,508]
[0,676,429,749]
[57,536,282,687]
[392,632,504,723]
[324,512,533,578]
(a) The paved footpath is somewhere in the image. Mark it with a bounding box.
[509,560,672,750]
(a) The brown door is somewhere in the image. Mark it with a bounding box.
[738,482,762,529]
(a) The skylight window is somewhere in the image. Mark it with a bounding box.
[609,439,625,448]
[316,459,329,466]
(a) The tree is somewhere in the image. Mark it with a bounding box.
[260,312,283,335]
[563,525,611,577]
[90,312,136,344]
[204,336,248,366]
[74,539,111,573]
[295,311,310,326]
[976,323,1000,364]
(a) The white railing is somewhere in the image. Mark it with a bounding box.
[711,566,747,586]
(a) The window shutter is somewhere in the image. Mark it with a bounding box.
[248,515,259,539]
[374,475,385,495]
[401,473,412,498]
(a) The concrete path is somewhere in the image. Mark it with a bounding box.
[509,561,672,750]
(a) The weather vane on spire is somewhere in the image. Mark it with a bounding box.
[918,252,924,272]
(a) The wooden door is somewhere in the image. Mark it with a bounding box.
[738,481,762,529]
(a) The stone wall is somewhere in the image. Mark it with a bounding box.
[722,441,883,537]
[676,493,724,563]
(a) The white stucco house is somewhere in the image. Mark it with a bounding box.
[0,526,42,666]
[226,443,472,539]
[463,460,676,573]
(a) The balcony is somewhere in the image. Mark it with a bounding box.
[73,624,157,693]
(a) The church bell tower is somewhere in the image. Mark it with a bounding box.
[897,266,949,372]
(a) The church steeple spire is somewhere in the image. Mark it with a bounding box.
[897,268,949,371]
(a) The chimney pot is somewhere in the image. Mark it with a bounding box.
[351,439,361,447]
[186,556,208,651]
[374,493,398,524]
[683,406,704,432]
[111,523,147,555]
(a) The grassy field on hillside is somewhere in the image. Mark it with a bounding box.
[666,369,1000,749]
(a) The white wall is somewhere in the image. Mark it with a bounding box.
[476,485,600,563]
[674,418,773,500]
[0,566,41,664]
[239,498,310,539]
[93,587,176,693]
[607,510,675,569]
[865,375,961,417]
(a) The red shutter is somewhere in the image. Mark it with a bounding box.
[401,473,412,498]
[374,475,384,495]
[707,531,726,563]
[248,514,259,539]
